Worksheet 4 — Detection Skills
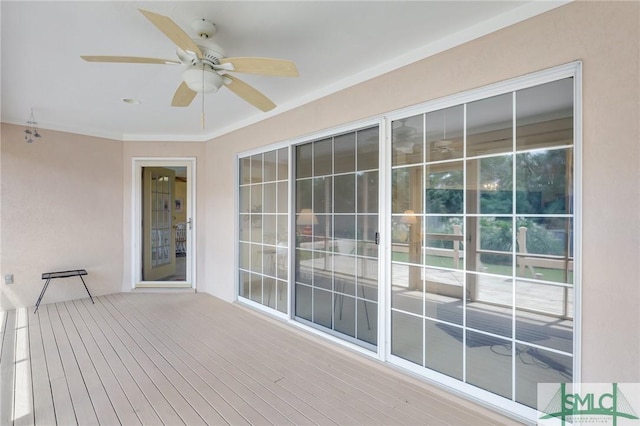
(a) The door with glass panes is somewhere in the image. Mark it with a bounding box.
[294,126,380,348]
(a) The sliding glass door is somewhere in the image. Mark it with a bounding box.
[390,77,575,408]
[236,64,580,418]
[294,126,380,347]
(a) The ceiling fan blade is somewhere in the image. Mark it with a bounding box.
[172,81,197,107]
[81,55,180,64]
[224,74,276,112]
[138,9,202,59]
[220,57,299,77]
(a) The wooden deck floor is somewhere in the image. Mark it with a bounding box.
[0,293,519,425]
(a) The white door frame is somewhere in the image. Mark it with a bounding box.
[132,157,197,289]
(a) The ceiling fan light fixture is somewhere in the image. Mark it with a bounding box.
[182,66,224,93]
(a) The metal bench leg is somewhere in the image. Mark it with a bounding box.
[34,278,52,314]
[79,275,94,304]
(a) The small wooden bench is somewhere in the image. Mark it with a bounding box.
[34,269,94,313]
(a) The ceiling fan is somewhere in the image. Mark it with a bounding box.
[81,9,298,113]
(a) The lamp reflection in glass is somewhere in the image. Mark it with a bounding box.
[297,208,318,237]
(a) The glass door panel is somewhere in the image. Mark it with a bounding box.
[295,126,379,348]
[389,76,576,409]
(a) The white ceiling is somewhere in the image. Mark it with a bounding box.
[1,1,567,142]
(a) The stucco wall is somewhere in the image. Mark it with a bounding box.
[204,1,640,383]
[0,124,124,310]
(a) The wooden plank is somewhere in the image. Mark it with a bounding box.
[90,297,205,425]
[0,310,16,425]
[40,304,76,425]
[62,300,140,425]
[188,294,499,425]
[13,308,34,426]
[56,302,120,425]
[48,303,99,425]
[82,298,186,425]
[119,293,377,425]
[183,297,393,425]
[117,293,346,425]
[16,293,516,426]
[100,295,234,425]
[27,309,56,426]
[72,298,160,425]
[115,293,294,425]
[96,296,222,425]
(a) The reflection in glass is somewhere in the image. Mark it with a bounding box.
[426,105,464,162]
[516,149,572,215]
[357,171,378,213]
[296,179,312,213]
[277,147,288,181]
[264,277,276,309]
[467,93,513,157]
[239,271,250,299]
[240,157,251,185]
[425,319,463,380]
[277,181,288,213]
[296,143,312,178]
[314,138,332,176]
[516,78,573,152]
[239,215,250,242]
[392,114,424,167]
[424,216,464,270]
[264,150,277,182]
[358,300,377,344]
[334,133,356,174]
[515,344,572,408]
[294,126,379,348]
[467,217,514,276]
[466,292,513,339]
[388,77,574,406]
[334,174,356,213]
[465,331,512,399]
[313,288,332,328]
[296,283,312,321]
[391,263,422,315]
[334,294,356,338]
[251,154,263,184]
[313,177,332,214]
[263,214,276,245]
[516,217,573,284]
[239,147,289,314]
[426,162,463,214]
[357,127,379,171]
[239,186,250,213]
[516,281,574,351]
[357,258,378,301]
[425,279,463,325]
[277,280,287,314]
[392,166,423,214]
[392,311,423,365]
[249,273,261,303]
[263,183,277,213]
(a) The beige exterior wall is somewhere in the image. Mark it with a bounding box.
[0,124,124,310]
[204,1,640,382]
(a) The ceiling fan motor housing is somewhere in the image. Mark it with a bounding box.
[182,65,224,93]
